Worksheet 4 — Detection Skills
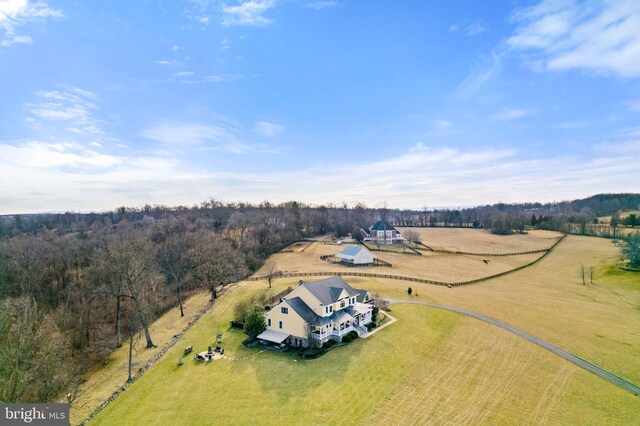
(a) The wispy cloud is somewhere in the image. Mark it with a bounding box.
[140,121,276,154]
[507,0,640,78]
[254,121,283,136]
[449,22,486,36]
[25,88,103,136]
[494,108,533,120]
[452,50,502,99]
[306,1,340,10]
[0,0,63,47]
[627,99,640,112]
[551,120,590,129]
[221,0,275,27]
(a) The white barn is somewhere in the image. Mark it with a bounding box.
[335,245,376,265]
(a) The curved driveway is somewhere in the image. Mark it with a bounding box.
[386,298,640,396]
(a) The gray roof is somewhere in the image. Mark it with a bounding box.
[285,297,317,322]
[302,275,358,306]
[338,245,366,257]
[355,289,371,303]
[370,220,398,231]
[257,329,289,343]
[331,309,353,323]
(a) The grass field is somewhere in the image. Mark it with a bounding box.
[89,275,639,425]
[398,228,562,253]
[259,240,547,284]
[82,230,639,425]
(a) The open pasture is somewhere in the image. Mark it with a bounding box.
[399,227,562,254]
[353,235,640,384]
[90,277,639,425]
[258,241,544,284]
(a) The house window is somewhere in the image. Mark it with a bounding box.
[281,307,288,314]
[340,300,345,308]
[325,307,329,313]
[329,306,333,312]
[278,321,283,329]
[268,318,271,327]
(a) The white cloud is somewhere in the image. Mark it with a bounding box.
[464,22,485,36]
[306,1,339,10]
[507,0,640,78]
[221,38,231,49]
[140,121,255,153]
[494,108,533,120]
[254,121,283,137]
[452,50,502,99]
[449,22,485,36]
[627,99,640,112]
[551,120,590,129]
[26,88,100,131]
[0,0,63,47]
[221,0,275,27]
[2,139,639,214]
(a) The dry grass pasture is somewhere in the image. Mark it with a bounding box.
[257,237,551,284]
[399,227,562,253]
[349,235,640,385]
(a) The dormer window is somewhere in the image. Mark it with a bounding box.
[281,307,288,314]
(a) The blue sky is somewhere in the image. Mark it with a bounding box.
[1,0,639,214]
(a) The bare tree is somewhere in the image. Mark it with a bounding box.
[264,260,279,288]
[161,232,195,318]
[403,229,420,246]
[95,230,157,348]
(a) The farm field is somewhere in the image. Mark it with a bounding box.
[83,230,639,425]
[259,237,552,284]
[399,227,562,253]
[90,281,638,425]
[348,235,640,385]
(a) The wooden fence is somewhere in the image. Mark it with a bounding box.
[413,242,557,257]
[248,235,566,288]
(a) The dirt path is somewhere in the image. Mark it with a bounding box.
[386,298,640,396]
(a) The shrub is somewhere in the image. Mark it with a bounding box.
[372,306,379,321]
[342,335,353,343]
[407,287,412,295]
[243,305,266,339]
[366,322,377,331]
[322,339,337,349]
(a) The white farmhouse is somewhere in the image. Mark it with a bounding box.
[335,245,376,265]
[257,276,374,348]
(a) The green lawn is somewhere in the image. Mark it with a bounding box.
[90,277,639,425]
[90,280,460,425]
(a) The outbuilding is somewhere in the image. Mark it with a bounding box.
[335,245,376,265]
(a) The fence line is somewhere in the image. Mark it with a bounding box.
[413,242,557,257]
[248,235,566,288]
